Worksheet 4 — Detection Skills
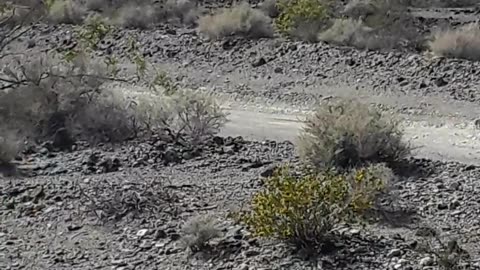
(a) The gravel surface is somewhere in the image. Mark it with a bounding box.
[3,3,480,270]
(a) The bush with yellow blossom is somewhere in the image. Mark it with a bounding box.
[239,163,390,248]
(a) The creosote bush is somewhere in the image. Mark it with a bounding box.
[429,23,480,61]
[298,100,410,171]
[275,0,330,41]
[239,164,389,248]
[198,3,274,40]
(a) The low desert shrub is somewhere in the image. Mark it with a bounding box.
[298,100,410,170]
[275,0,331,41]
[180,215,223,252]
[318,18,369,46]
[0,132,22,165]
[198,3,274,40]
[47,0,86,25]
[112,4,156,29]
[259,0,280,18]
[239,164,389,248]
[429,23,480,61]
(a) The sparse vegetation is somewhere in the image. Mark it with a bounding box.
[112,3,156,29]
[318,18,370,47]
[239,164,389,248]
[198,3,274,40]
[275,0,331,41]
[429,23,480,61]
[47,0,86,25]
[298,100,410,170]
[180,215,223,252]
[77,175,178,222]
[0,133,21,166]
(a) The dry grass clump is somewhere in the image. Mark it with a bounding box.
[198,3,274,40]
[180,215,223,252]
[318,18,370,47]
[0,132,22,166]
[112,3,156,29]
[298,100,410,171]
[77,175,178,222]
[47,0,86,25]
[429,23,480,61]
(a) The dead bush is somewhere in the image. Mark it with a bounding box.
[47,0,86,25]
[77,175,178,222]
[0,55,136,144]
[180,215,223,252]
[298,99,410,170]
[0,132,22,165]
[112,4,156,29]
[339,0,422,49]
[319,18,370,46]
[198,3,274,40]
[429,23,480,61]
[259,0,280,18]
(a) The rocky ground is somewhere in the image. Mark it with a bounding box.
[3,2,480,270]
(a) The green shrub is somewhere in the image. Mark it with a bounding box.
[275,0,330,40]
[239,164,389,247]
[298,100,410,170]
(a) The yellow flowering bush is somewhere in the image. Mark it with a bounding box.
[275,0,330,37]
[239,164,389,247]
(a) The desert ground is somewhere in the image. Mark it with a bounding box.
[2,0,480,269]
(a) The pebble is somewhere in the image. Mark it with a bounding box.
[419,256,433,267]
[387,248,402,258]
[136,229,148,237]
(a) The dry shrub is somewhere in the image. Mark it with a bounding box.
[77,175,178,222]
[429,23,480,61]
[259,0,280,18]
[0,132,22,165]
[180,215,223,252]
[0,55,137,144]
[112,4,156,29]
[319,18,370,46]
[132,88,227,144]
[339,0,422,49]
[298,100,410,170]
[47,0,86,25]
[198,3,274,40]
[162,0,198,26]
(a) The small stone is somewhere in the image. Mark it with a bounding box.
[252,57,267,67]
[393,264,402,270]
[235,263,249,270]
[387,248,402,258]
[136,229,148,237]
[433,77,448,87]
[449,199,461,210]
[437,202,448,210]
[419,256,433,266]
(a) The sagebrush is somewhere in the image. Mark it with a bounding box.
[198,3,274,40]
[429,23,480,61]
[298,100,410,170]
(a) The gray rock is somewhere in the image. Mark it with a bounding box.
[419,256,433,267]
[387,248,402,258]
